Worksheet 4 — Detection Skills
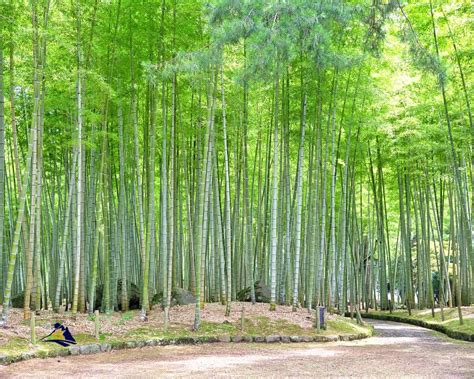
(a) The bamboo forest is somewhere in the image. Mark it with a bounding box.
[0,2,474,370]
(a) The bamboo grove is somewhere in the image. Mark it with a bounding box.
[0,0,472,330]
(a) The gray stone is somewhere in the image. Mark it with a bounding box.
[45,350,58,358]
[70,346,81,356]
[253,336,265,343]
[242,335,253,343]
[312,335,327,342]
[100,343,111,352]
[126,342,137,349]
[0,354,8,364]
[94,280,141,311]
[145,339,156,346]
[196,336,219,344]
[236,281,271,303]
[172,288,196,305]
[20,352,33,361]
[280,336,291,343]
[152,288,196,307]
[80,344,100,355]
[176,337,194,345]
[218,335,231,343]
[326,335,338,342]
[301,336,313,342]
[112,341,126,350]
[136,341,146,348]
[265,335,280,343]
[290,336,301,342]
[231,335,243,343]
[56,348,71,357]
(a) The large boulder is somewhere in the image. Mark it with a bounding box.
[152,288,196,307]
[95,280,141,311]
[118,280,141,310]
[236,281,271,303]
[172,288,196,305]
[11,292,24,308]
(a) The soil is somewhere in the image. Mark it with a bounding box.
[1,319,473,378]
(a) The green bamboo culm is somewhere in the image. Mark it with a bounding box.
[0,0,471,332]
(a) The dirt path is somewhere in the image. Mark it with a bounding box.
[1,319,473,378]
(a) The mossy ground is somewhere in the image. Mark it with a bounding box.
[0,311,371,360]
[124,314,368,339]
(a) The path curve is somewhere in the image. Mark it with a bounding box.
[1,320,473,378]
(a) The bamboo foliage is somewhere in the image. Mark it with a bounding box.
[0,0,472,329]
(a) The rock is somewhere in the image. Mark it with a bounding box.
[290,336,301,342]
[203,336,219,343]
[80,344,100,355]
[70,346,81,356]
[172,288,196,305]
[312,335,327,342]
[222,320,231,325]
[145,339,156,347]
[111,341,126,350]
[301,336,313,342]
[46,350,59,358]
[11,292,24,308]
[56,348,71,357]
[20,352,33,361]
[326,335,338,342]
[118,281,141,310]
[176,337,195,345]
[253,336,265,343]
[136,341,146,348]
[126,342,137,349]
[152,288,196,307]
[0,354,7,364]
[100,343,111,352]
[231,335,243,342]
[265,335,280,343]
[94,280,141,311]
[236,281,271,303]
[280,336,291,343]
[242,335,253,342]
[218,335,231,343]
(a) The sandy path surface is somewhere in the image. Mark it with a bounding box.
[1,319,473,378]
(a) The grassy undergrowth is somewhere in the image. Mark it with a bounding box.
[0,314,370,358]
[125,315,368,339]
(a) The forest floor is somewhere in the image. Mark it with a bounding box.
[0,302,368,359]
[1,319,473,378]
[367,306,474,335]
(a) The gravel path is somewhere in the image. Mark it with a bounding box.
[1,319,473,378]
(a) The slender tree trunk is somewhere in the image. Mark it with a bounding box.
[292,93,306,311]
[72,2,83,314]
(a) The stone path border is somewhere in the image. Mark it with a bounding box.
[357,312,474,342]
[0,329,372,365]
